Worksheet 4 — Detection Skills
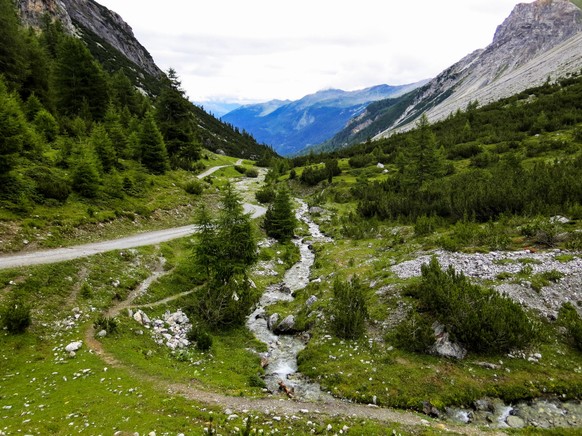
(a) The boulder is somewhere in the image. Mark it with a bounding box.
[306,295,318,307]
[429,322,467,359]
[65,341,83,352]
[267,313,280,331]
[274,315,296,334]
[506,415,525,428]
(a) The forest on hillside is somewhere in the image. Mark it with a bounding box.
[0,0,274,215]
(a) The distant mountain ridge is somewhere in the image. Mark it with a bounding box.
[222,82,426,156]
[322,0,582,150]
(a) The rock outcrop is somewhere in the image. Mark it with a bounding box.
[17,0,162,78]
[327,0,582,145]
[373,0,582,138]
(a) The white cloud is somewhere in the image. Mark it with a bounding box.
[95,0,531,102]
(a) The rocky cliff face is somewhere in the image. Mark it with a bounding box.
[17,0,162,78]
[372,0,582,139]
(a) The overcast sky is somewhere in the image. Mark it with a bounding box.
[96,0,532,105]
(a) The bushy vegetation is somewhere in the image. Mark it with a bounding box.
[558,303,582,352]
[405,257,537,353]
[0,296,31,334]
[263,187,296,241]
[331,276,368,340]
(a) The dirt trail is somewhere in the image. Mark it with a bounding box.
[0,164,266,270]
[85,281,500,435]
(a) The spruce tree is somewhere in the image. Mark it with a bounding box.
[192,185,258,328]
[0,79,28,179]
[90,124,116,173]
[0,0,26,91]
[155,69,200,167]
[138,111,169,174]
[53,36,109,120]
[264,187,296,242]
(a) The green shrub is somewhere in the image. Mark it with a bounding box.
[245,168,259,178]
[414,214,439,237]
[234,165,246,174]
[183,179,204,195]
[248,373,266,389]
[25,167,71,202]
[1,297,31,334]
[410,257,537,353]
[393,312,434,353]
[255,186,275,204]
[558,303,582,351]
[187,325,213,351]
[331,276,368,340]
[80,282,93,299]
[566,231,582,250]
[93,315,118,335]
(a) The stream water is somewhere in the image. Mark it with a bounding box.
[247,200,334,402]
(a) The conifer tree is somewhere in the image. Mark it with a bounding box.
[155,69,200,167]
[53,36,109,120]
[0,0,26,91]
[90,124,116,173]
[399,114,444,190]
[192,185,258,328]
[71,149,101,198]
[0,79,28,179]
[138,111,169,174]
[264,187,296,242]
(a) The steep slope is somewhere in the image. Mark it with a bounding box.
[15,0,276,160]
[324,0,582,149]
[17,0,162,89]
[223,83,425,156]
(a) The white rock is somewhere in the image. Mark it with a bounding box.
[65,341,83,352]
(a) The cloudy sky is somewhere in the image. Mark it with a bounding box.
[96,0,531,106]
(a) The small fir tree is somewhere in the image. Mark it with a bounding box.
[264,187,296,241]
[138,111,169,174]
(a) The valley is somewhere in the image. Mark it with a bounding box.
[1,0,582,435]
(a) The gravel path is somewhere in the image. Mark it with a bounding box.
[0,163,265,270]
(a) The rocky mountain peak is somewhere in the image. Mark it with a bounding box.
[17,0,162,78]
[491,0,582,53]
[371,0,582,140]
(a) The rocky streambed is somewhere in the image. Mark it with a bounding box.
[247,200,334,401]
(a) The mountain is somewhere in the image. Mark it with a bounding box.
[15,0,276,160]
[322,0,582,151]
[17,0,163,93]
[222,82,426,156]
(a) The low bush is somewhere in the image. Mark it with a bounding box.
[407,257,537,353]
[245,168,259,178]
[0,297,31,334]
[93,315,118,335]
[558,303,582,351]
[183,179,204,195]
[187,325,213,351]
[331,276,368,340]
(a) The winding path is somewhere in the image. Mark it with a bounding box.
[0,162,265,270]
[84,268,497,436]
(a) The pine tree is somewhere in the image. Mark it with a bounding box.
[399,114,444,190]
[71,155,101,198]
[0,79,29,178]
[155,69,200,167]
[53,36,109,120]
[90,124,116,173]
[138,111,169,174]
[0,0,26,91]
[192,185,258,328]
[264,187,296,241]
